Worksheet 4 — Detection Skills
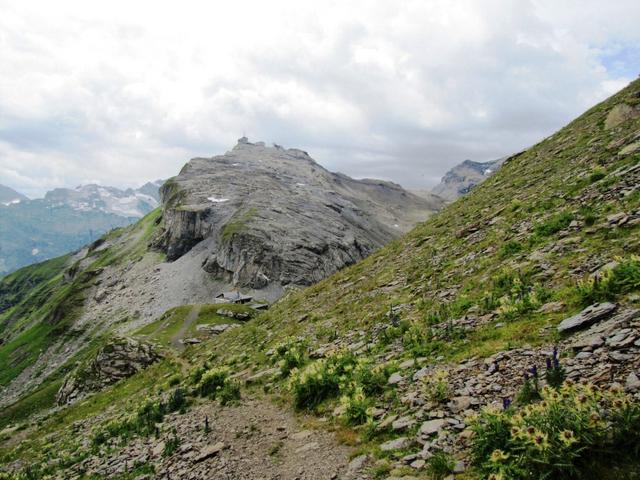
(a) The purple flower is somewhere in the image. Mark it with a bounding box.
[546,357,552,370]
[530,365,538,378]
[502,397,512,410]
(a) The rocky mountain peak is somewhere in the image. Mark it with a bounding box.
[431,156,507,202]
[154,139,442,297]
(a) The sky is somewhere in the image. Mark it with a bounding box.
[0,0,639,198]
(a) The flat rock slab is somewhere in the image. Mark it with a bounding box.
[557,303,617,333]
[194,441,226,462]
[420,419,447,436]
[380,437,412,451]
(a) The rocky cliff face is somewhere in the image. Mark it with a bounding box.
[56,338,160,406]
[431,157,507,202]
[154,138,442,291]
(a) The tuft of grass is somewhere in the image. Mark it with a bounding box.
[426,451,455,480]
[576,256,640,306]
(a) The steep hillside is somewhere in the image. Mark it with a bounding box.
[0,139,438,410]
[1,80,639,479]
[431,157,507,202]
[0,182,162,276]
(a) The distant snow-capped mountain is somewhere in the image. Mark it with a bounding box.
[44,181,163,218]
[0,180,164,276]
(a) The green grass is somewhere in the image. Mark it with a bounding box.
[134,303,253,347]
[221,208,258,242]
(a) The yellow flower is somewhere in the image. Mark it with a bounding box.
[490,449,510,462]
[530,430,549,450]
[488,473,504,480]
[588,412,601,428]
[510,426,523,439]
[510,413,524,425]
[559,429,578,446]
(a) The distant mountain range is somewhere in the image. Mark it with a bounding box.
[0,181,163,276]
[430,157,507,202]
[0,184,28,206]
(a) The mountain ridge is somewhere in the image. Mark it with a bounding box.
[0,181,163,276]
[430,156,507,201]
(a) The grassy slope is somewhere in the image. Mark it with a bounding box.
[0,208,163,401]
[211,79,640,364]
[1,81,639,476]
[134,303,253,347]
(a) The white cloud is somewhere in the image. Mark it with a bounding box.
[0,0,638,197]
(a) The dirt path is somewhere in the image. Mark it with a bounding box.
[68,395,369,480]
[171,304,201,350]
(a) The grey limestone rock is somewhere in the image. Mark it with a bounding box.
[153,138,440,292]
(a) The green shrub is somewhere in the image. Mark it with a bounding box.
[426,451,455,480]
[576,256,640,306]
[194,366,240,405]
[470,381,640,479]
[515,375,541,405]
[198,367,230,398]
[534,211,574,236]
[163,429,180,457]
[421,369,451,404]
[288,351,356,409]
[190,364,209,385]
[352,360,394,396]
[272,337,308,376]
[166,387,187,413]
[218,380,241,406]
[494,274,549,320]
[500,240,523,258]
[589,168,606,183]
[340,386,371,425]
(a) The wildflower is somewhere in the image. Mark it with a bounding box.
[531,431,549,451]
[612,398,628,410]
[510,413,524,425]
[488,473,504,480]
[575,394,589,409]
[502,397,512,410]
[510,426,523,439]
[490,449,510,462]
[609,384,624,395]
[559,429,578,446]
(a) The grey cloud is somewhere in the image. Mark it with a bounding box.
[0,0,639,197]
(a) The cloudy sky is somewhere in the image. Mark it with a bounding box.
[1,0,639,198]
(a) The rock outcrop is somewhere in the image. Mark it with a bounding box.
[56,338,160,405]
[153,138,442,292]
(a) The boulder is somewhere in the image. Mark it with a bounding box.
[216,308,251,321]
[56,338,160,406]
[420,419,447,436]
[557,303,617,333]
[380,437,412,451]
